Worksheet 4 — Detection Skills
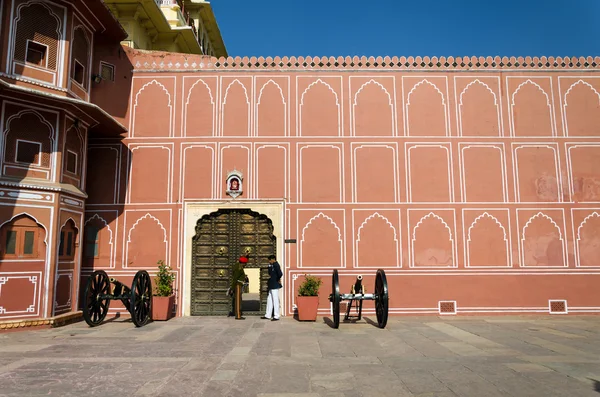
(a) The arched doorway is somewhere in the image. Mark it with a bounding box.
[191,209,276,316]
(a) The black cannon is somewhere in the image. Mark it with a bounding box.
[83,270,152,327]
[329,269,389,329]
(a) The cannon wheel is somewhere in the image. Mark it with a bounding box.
[375,269,389,328]
[332,269,340,328]
[83,270,111,327]
[130,270,152,327]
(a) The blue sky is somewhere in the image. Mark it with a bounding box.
[211,0,599,57]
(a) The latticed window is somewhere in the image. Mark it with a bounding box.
[0,215,42,259]
[4,111,52,169]
[100,62,114,82]
[71,27,90,88]
[15,140,41,165]
[13,2,61,71]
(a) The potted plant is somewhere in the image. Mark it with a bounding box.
[152,260,176,321]
[296,274,322,321]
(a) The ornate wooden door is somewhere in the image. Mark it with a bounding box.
[191,209,276,316]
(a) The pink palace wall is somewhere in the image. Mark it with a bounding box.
[86,52,600,317]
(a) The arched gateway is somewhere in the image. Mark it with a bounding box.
[190,209,276,316]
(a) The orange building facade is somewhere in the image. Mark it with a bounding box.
[84,51,600,319]
[1,1,600,326]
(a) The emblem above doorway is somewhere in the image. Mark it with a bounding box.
[226,170,243,198]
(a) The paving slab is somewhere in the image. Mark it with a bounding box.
[2,316,600,396]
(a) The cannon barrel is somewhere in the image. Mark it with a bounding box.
[352,275,363,294]
[109,277,131,295]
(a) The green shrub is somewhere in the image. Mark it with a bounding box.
[154,260,175,297]
[298,274,322,296]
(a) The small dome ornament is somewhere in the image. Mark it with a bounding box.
[226,170,243,199]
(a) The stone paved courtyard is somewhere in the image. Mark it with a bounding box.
[2,316,600,396]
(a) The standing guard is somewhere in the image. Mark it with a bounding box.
[230,256,248,320]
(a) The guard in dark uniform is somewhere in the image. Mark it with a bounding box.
[230,256,247,320]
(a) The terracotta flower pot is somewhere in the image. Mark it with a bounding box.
[152,295,174,321]
[296,296,319,321]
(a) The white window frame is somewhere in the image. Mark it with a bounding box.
[73,59,85,86]
[65,149,77,174]
[25,40,49,69]
[99,61,115,82]
[15,139,42,166]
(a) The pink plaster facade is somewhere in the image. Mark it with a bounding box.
[82,51,600,318]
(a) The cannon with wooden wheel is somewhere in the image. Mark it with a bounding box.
[328,269,388,329]
[83,270,152,327]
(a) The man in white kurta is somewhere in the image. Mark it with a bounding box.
[262,254,283,321]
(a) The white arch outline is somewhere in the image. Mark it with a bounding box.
[12,1,63,75]
[0,212,49,245]
[575,212,600,268]
[184,79,214,137]
[406,79,448,137]
[221,79,250,137]
[299,212,343,268]
[132,80,173,138]
[3,109,55,173]
[563,80,600,137]
[83,213,115,269]
[352,79,394,136]
[466,212,509,268]
[299,79,341,137]
[510,79,554,137]
[125,213,168,268]
[521,212,566,267]
[458,79,501,137]
[355,212,399,268]
[411,212,454,268]
[256,79,286,137]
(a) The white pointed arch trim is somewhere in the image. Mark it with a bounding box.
[407,79,446,105]
[357,212,398,241]
[564,79,600,106]
[221,79,250,137]
[577,211,600,240]
[301,212,342,242]
[132,80,173,138]
[5,109,55,143]
[256,79,286,137]
[59,217,78,231]
[186,78,214,106]
[84,213,113,245]
[521,212,563,241]
[459,79,498,105]
[300,79,340,105]
[412,212,453,241]
[352,79,394,137]
[512,79,551,106]
[299,79,341,137]
[134,80,172,106]
[0,212,48,245]
[127,213,168,243]
[184,79,215,137]
[257,79,286,105]
[353,79,393,106]
[405,79,449,137]
[458,79,501,137]
[298,211,345,269]
[467,212,507,241]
